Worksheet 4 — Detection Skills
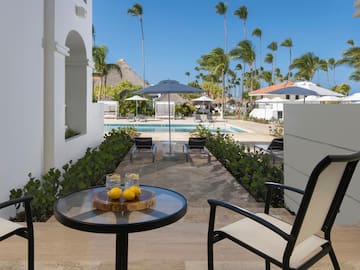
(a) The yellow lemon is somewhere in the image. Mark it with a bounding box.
[123,189,136,201]
[107,187,122,200]
[129,185,141,197]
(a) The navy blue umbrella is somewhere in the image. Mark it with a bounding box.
[270,81,343,103]
[135,80,203,155]
[271,81,343,96]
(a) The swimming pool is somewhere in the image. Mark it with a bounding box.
[104,123,246,133]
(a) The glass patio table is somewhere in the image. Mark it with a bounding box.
[54,185,187,270]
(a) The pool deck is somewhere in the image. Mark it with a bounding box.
[105,116,274,143]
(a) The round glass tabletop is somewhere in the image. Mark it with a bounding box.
[54,185,187,233]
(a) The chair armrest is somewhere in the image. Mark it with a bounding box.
[0,196,33,210]
[0,196,34,226]
[265,182,304,195]
[264,182,304,214]
[208,199,291,241]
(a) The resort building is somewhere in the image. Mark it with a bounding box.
[0,0,103,215]
[248,82,295,120]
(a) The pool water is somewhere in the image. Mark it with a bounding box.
[104,123,246,133]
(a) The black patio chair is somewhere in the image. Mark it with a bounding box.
[208,150,360,270]
[183,137,210,163]
[254,138,284,163]
[130,137,157,162]
[207,113,215,122]
[0,196,34,270]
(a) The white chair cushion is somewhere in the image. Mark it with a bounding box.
[219,213,328,268]
[0,217,24,237]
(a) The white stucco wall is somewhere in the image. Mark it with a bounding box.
[46,0,103,170]
[284,104,360,224]
[0,0,44,216]
[0,0,103,217]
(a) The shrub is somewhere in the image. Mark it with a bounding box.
[9,128,133,221]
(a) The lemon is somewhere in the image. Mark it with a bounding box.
[129,185,141,197]
[123,189,136,201]
[108,187,122,200]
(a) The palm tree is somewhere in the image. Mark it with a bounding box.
[262,71,273,85]
[347,39,355,47]
[290,52,319,81]
[267,41,278,84]
[318,59,329,86]
[341,46,360,82]
[234,6,248,40]
[328,58,338,86]
[264,53,274,85]
[350,70,360,81]
[280,38,293,80]
[234,63,242,97]
[230,40,256,92]
[275,68,284,82]
[197,47,230,119]
[92,45,122,100]
[252,28,262,86]
[128,3,145,87]
[185,71,191,83]
[93,45,107,100]
[215,2,228,52]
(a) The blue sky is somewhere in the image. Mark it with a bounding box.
[93,0,359,94]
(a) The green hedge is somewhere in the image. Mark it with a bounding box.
[10,128,133,221]
[193,125,284,206]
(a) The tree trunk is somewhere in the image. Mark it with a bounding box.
[97,77,103,101]
[140,17,145,88]
[221,70,225,120]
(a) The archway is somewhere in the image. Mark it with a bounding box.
[65,30,87,138]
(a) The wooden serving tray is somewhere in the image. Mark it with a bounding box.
[93,189,156,212]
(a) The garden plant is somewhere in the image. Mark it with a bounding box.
[10,128,134,221]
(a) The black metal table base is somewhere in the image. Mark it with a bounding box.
[116,232,128,270]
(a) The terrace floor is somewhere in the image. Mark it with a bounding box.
[1,118,360,269]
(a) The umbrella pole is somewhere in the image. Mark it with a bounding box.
[168,93,172,154]
[136,100,138,119]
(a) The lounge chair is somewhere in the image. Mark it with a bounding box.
[207,113,215,122]
[183,137,211,163]
[138,114,147,122]
[254,138,283,163]
[130,137,157,162]
[194,114,202,122]
[208,150,360,270]
[0,196,34,270]
[127,113,135,122]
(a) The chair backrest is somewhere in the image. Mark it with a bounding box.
[188,137,206,149]
[268,138,283,151]
[134,137,153,149]
[290,151,360,248]
[207,114,213,120]
[127,113,135,119]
